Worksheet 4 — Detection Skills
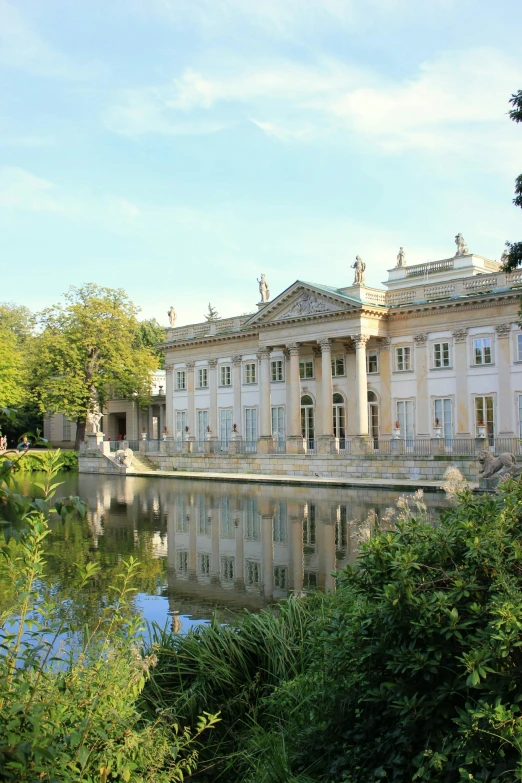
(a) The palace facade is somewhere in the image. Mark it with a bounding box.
[160,244,522,452]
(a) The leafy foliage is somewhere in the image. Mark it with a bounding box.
[135,318,166,368]
[501,89,522,272]
[9,450,78,473]
[204,303,220,321]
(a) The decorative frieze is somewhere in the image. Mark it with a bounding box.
[352,334,370,347]
[256,348,270,361]
[495,323,512,338]
[378,337,391,351]
[186,361,196,370]
[414,333,428,345]
[286,343,300,356]
[232,355,243,365]
[452,328,468,343]
[208,359,218,368]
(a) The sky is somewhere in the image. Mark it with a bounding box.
[1,0,522,327]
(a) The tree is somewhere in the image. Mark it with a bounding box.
[501,89,522,271]
[135,318,166,368]
[204,303,220,321]
[32,284,159,448]
[0,325,26,409]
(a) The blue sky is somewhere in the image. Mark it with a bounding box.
[1,0,522,326]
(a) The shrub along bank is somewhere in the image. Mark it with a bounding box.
[145,480,522,782]
[9,449,78,472]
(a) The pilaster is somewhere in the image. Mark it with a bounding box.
[414,333,429,436]
[232,355,242,435]
[165,364,174,438]
[495,324,514,435]
[453,328,470,437]
[287,343,301,438]
[258,348,272,438]
[318,338,335,453]
[378,338,392,435]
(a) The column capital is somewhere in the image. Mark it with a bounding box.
[232,355,242,365]
[286,342,300,356]
[452,328,468,343]
[414,333,428,345]
[378,337,391,351]
[352,334,370,347]
[165,364,174,374]
[257,348,271,360]
[208,358,218,368]
[318,338,331,353]
[495,323,512,338]
[186,361,196,370]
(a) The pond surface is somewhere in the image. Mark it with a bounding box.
[8,473,449,635]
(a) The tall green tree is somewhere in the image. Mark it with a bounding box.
[0,324,26,409]
[32,284,158,448]
[501,89,522,271]
[135,318,166,368]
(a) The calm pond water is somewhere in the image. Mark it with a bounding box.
[8,473,449,635]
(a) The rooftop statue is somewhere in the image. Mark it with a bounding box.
[257,273,270,303]
[454,233,469,257]
[167,305,177,328]
[396,247,406,268]
[352,255,366,285]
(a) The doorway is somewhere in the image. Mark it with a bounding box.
[301,395,315,449]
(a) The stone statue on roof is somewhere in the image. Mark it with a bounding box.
[396,247,406,267]
[167,306,177,328]
[257,274,270,303]
[352,255,366,285]
[454,233,469,257]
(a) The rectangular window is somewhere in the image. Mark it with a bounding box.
[395,346,411,371]
[271,406,285,443]
[299,359,314,379]
[175,410,187,441]
[475,395,494,440]
[220,409,232,445]
[473,337,492,365]
[197,410,209,443]
[331,355,345,376]
[273,565,288,589]
[220,497,234,537]
[246,499,259,539]
[518,335,522,362]
[396,400,414,439]
[244,408,258,443]
[244,362,257,384]
[433,398,453,439]
[176,370,186,390]
[367,351,379,374]
[433,342,451,368]
[220,365,232,386]
[199,553,210,577]
[273,503,287,543]
[245,560,260,587]
[62,418,71,441]
[221,556,235,581]
[197,496,210,535]
[197,367,208,388]
[176,550,188,575]
[271,359,284,382]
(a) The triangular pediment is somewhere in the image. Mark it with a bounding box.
[244,281,362,326]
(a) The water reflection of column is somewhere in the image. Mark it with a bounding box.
[260,499,274,601]
[188,496,197,580]
[210,503,220,584]
[234,511,245,591]
[288,502,304,594]
[321,505,336,594]
[167,503,176,572]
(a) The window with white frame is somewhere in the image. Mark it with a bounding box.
[62,418,71,441]
[244,362,257,384]
[367,351,379,374]
[272,406,285,443]
[395,346,412,371]
[517,335,522,362]
[396,399,414,438]
[245,560,260,587]
[197,409,209,442]
[244,408,258,442]
[199,553,210,577]
[299,359,314,379]
[219,364,232,386]
[175,410,187,441]
[176,550,188,575]
[433,342,451,369]
[433,398,453,439]
[473,337,492,365]
[197,367,208,388]
[221,556,235,581]
[176,370,186,390]
[273,565,288,589]
[271,359,284,382]
[331,355,345,376]
[475,395,494,440]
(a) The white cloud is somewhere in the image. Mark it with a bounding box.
[0,167,69,213]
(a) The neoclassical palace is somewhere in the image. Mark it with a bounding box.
[160,239,522,452]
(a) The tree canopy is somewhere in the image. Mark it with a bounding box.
[32,284,159,447]
[501,89,522,271]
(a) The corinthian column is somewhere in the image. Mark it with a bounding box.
[354,334,369,437]
[318,338,336,453]
[286,342,305,453]
[453,329,470,437]
[186,361,195,437]
[257,348,272,452]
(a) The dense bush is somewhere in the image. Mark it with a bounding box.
[148,480,522,782]
[9,449,78,472]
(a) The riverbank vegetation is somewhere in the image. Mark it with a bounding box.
[7,449,78,472]
[143,479,522,781]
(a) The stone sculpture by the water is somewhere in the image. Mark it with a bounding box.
[115,448,133,467]
[478,450,517,479]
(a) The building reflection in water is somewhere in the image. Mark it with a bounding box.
[78,475,449,628]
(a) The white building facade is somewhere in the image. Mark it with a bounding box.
[161,250,522,453]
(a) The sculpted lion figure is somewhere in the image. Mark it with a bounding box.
[115,447,133,468]
[478,450,517,479]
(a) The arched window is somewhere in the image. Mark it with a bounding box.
[367,390,378,403]
[333,392,344,404]
[301,394,314,405]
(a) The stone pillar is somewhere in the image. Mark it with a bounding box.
[344,343,357,436]
[208,359,218,447]
[453,328,470,437]
[318,338,335,453]
[186,361,196,439]
[257,348,272,452]
[286,342,305,453]
[165,365,174,438]
[414,333,429,436]
[354,334,369,437]
[378,338,392,435]
[148,406,154,441]
[496,324,514,436]
[232,355,242,436]
[159,404,165,439]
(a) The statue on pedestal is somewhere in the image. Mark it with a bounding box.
[454,233,469,257]
[257,274,270,303]
[167,306,177,328]
[86,403,102,434]
[396,247,406,267]
[351,256,366,285]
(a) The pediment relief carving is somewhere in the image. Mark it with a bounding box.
[273,291,343,321]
